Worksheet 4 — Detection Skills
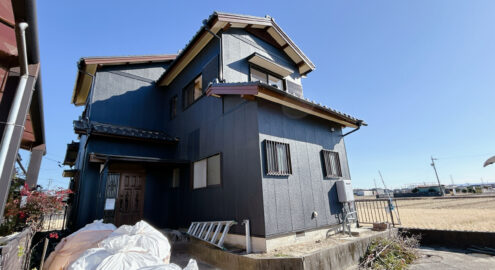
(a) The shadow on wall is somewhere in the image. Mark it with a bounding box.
[90,83,167,131]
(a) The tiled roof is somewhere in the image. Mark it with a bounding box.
[207,81,366,126]
[74,120,178,143]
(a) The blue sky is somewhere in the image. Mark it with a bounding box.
[26,0,495,189]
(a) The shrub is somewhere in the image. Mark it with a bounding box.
[0,183,72,236]
[360,234,419,270]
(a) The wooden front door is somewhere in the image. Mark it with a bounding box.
[114,172,146,227]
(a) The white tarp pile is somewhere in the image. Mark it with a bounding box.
[44,220,198,270]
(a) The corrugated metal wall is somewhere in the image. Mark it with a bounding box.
[257,100,349,236]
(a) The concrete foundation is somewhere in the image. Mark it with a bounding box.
[187,228,398,270]
[223,224,346,253]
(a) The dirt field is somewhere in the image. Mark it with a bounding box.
[357,196,495,232]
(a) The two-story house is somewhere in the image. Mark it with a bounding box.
[63,12,365,252]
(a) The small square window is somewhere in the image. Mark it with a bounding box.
[322,150,342,178]
[265,140,292,175]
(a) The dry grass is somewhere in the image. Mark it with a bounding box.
[357,196,495,232]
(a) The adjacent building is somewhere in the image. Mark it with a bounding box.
[0,0,46,220]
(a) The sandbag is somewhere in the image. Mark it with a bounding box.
[44,220,116,270]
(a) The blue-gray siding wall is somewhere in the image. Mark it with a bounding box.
[257,100,350,236]
[222,29,303,96]
[89,63,169,130]
[161,37,266,236]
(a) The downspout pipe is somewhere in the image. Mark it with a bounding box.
[0,22,30,186]
[203,21,224,83]
[342,120,363,137]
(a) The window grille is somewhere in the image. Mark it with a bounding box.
[265,140,292,175]
[322,150,342,178]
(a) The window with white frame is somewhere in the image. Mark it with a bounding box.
[193,154,221,189]
[265,140,292,175]
[321,149,342,178]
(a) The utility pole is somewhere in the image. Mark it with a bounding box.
[378,170,391,199]
[47,178,53,191]
[430,156,445,196]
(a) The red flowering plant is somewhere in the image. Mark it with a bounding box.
[1,183,73,235]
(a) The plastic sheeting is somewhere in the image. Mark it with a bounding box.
[65,220,197,270]
[44,220,116,270]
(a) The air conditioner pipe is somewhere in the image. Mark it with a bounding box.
[203,21,224,83]
[0,22,30,187]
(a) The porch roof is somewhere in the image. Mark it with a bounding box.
[206,81,366,128]
[74,120,179,143]
[88,153,189,164]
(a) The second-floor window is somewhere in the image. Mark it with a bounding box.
[183,74,202,109]
[322,149,342,178]
[265,140,292,175]
[250,66,284,90]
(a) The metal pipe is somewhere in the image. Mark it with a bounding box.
[342,120,363,137]
[242,219,252,254]
[203,23,224,83]
[0,22,29,188]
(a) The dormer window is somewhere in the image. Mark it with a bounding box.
[250,66,284,90]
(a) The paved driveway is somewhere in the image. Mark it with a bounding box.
[410,247,495,270]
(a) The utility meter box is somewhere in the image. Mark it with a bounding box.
[336,180,354,202]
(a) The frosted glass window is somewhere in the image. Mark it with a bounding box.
[193,159,207,189]
[207,154,221,186]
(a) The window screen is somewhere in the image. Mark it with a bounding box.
[265,140,292,175]
[322,150,342,178]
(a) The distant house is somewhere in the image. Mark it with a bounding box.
[354,189,374,196]
[63,12,365,252]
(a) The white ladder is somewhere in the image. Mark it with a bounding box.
[187,220,237,249]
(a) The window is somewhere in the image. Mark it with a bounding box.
[183,74,203,109]
[172,168,180,188]
[265,140,292,175]
[170,95,177,119]
[322,150,342,178]
[250,66,284,90]
[193,154,221,189]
